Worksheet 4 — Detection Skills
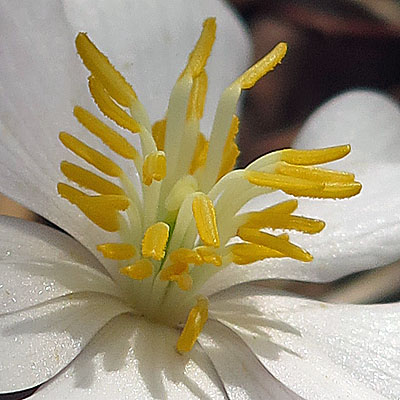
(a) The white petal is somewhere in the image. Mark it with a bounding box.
[0,292,130,393]
[199,320,304,399]
[62,0,251,130]
[32,314,225,400]
[202,162,400,295]
[0,216,120,314]
[294,90,400,169]
[210,285,400,400]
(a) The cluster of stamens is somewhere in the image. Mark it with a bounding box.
[58,18,361,352]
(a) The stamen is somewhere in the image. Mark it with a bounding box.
[152,119,167,151]
[169,248,203,265]
[217,114,240,180]
[97,243,136,260]
[176,297,208,353]
[59,132,122,177]
[57,183,129,232]
[192,194,220,247]
[186,70,208,121]
[189,133,209,175]
[229,243,285,264]
[276,162,355,183]
[237,227,313,262]
[142,151,167,186]
[88,75,140,133]
[180,18,216,79]
[234,42,287,89]
[73,106,139,160]
[75,32,137,107]
[280,145,351,165]
[120,259,153,280]
[195,246,222,266]
[315,182,362,198]
[60,161,124,195]
[142,222,170,260]
[159,263,193,291]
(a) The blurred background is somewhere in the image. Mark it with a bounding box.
[1,0,399,398]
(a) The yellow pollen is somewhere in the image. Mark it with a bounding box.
[142,151,167,186]
[152,119,167,151]
[160,262,189,280]
[186,70,208,121]
[280,145,351,165]
[73,106,139,160]
[88,75,141,133]
[60,161,124,195]
[189,133,209,175]
[315,182,362,199]
[75,32,137,107]
[142,222,170,260]
[120,259,153,280]
[57,183,129,232]
[234,42,287,89]
[192,193,220,247]
[59,132,122,177]
[169,248,203,265]
[181,18,216,79]
[217,114,240,180]
[176,297,209,353]
[195,246,222,266]
[229,243,285,264]
[237,227,313,262]
[97,243,136,260]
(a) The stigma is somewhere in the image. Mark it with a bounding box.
[57,18,361,353]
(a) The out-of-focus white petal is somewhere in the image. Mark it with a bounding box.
[202,162,400,295]
[0,293,130,393]
[210,285,400,400]
[294,90,400,169]
[199,320,304,400]
[32,314,225,400]
[0,216,120,314]
[62,0,251,131]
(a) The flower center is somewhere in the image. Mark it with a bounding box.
[57,18,361,353]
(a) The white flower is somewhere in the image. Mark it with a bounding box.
[1,1,400,399]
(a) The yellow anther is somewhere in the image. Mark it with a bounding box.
[181,18,216,79]
[165,175,199,212]
[280,145,351,166]
[176,297,208,353]
[315,182,362,199]
[192,193,220,247]
[276,162,355,183]
[229,243,285,264]
[88,75,141,133]
[195,246,222,266]
[57,183,129,232]
[245,170,324,197]
[60,161,124,195]
[142,151,167,186]
[186,70,208,120]
[259,199,298,215]
[237,227,313,262]
[73,106,139,160]
[159,262,189,281]
[97,243,136,260]
[189,133,209,175]
[217,114,240,180]
[234,42,287,90]
[142,222,170,260]
[169,248,203,265]
[174,273,193,291]
[120,259,153,280]
[59,132,122,177]
[152,119,167,151]
[75,32,137,107]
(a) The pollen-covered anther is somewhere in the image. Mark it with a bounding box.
[57,183,129,232]
[152,119,167,151]
[120,259,153,280]
[75,32,137,107]
[159,263,193,291]
[195,246,222,266]
[229,242,285,265]
[142,222,170,260]
[192,194,220,247]
[169,248,203,265]
[142,151,167,186]
[176,297,208,353]
[97,243,136,260]
[237,227,313,262]
[186,70,208,121]
[189,133,209,175]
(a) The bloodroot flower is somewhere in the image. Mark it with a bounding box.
[1,1,400,399]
